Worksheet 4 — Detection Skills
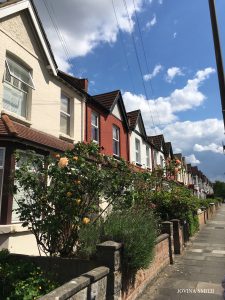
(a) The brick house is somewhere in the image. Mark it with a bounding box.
[0,0,87,254]
[86,90,130,161]
[127,109,152,170]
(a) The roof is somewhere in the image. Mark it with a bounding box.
[0,0,58,75]
[58,70,89,94]
[0,114,73,152]
[127,110,140,130]
[174,153,182,161]
[91,90,129,130]
[148,134,165,152]
[127,109,147,138]
[164,142,173,158]
[92,90,120,111]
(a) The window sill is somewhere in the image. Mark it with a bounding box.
[59,132,74,143]
[136,162,142,167]
[1,110,31,126]
[113,154,121,160]
[0,223,30,234]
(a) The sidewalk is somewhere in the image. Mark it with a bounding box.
[139,204,225,300]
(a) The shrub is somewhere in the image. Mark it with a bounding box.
[187,212,199,236]
[0,249,57,300]
[102,209,157,270]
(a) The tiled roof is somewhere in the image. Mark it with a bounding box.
[174,153,182,161]
[191,166,199,175]
[58,70,88,93]
[148,135,164,151]
[164,142,173,158]
[187,164,192,172]
[0,114,73,152]
[92,90,120,111]
[127,110,140,130]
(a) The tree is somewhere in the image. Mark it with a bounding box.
[214,181,225,199]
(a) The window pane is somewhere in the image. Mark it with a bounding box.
[61,94,70,114]
[113,126,119,140]
[113,140,119,156]
[91,113,98,126]
[3,82,26,117]
[0,149,4,167]
[60,113,70,135]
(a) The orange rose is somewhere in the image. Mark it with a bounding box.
[74,180,81,185]
[82,217,90,224]
[76,199,81,205]
[58,157,69,168]
[73,156,78,161]
[67,192,72,197]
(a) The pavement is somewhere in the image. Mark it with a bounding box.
[139,204,225,300]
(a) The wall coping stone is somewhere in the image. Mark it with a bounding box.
[39,275,90,300]
[156,234,169,244]
[83,266,109,283]
[96,241,123,250]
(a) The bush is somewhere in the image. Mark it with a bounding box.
[187,212,199,236]
[102,209,157,270]
[0,249,57,300]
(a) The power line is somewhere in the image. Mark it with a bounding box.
[111,0,136,94]
[42,0,72,70]
[132,0,162,129]
[122,0,157,134]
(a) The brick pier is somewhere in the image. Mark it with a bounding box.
[139,204,225,300]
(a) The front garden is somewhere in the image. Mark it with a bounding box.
[1,142,221,299]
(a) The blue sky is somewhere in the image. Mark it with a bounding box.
[34,0,225,182]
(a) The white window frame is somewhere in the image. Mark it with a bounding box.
[0,148,5,219]
[135,138,141,164]
[60,93,71,136]
[112,125,120,156]
[146,145,150,168]
[91,111,99,143]
[3,57,35,118]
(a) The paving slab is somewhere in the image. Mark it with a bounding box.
[138,205,225,300]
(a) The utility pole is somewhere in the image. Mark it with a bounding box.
[208,0,225,130]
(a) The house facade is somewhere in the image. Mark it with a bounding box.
[127,110,152,170]
[0,0,87,254]
[86,90,130,161]
[148,134,166,171]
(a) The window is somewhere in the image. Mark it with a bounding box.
[154,150,157,167]
[135,138,141,164]
[0,148,5,218]
[160,156,164,168]
[146,146,150,168]
[60,93,70,135]
[113,126,120,156]
[3,57,34,118]
[91,112,99,143]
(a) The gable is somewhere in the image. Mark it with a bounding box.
[134,118,146,137]
[1,11,44,59]
[112,103,122,120]
[0,0,57,75]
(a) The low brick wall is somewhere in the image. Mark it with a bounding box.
[122,234,170,300]
[39,266,109,300]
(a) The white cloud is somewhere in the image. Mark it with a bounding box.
[162,119,224,153]
[143,64,163,81]
[146,14,157,29]
[185,154,201,165]
[173,32,177,39]
[34,0,144,71]
[194,143,224,154]
[123,67,215,125]
[166,67,184,82]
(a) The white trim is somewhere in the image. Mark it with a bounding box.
[0,0,57,76]
[1,109,32,126]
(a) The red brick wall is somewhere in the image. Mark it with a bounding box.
[86,104,129,161]
[198,212,205,228]
[123,235,170,300]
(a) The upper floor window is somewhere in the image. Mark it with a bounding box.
[146,145,150,168]
[3,57,34,118]
[91,111,99,143]
[113,125,120,156]
[160,156,164,168]
[135,138,141,164]
[60,93,70,136]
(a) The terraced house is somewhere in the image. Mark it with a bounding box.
[0,0,87,253]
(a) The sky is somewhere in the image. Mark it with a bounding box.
[34,0,225,182]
